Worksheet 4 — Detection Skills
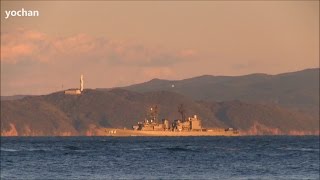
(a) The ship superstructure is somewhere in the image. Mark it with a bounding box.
[133,105,208,132]
[133,106,170,131]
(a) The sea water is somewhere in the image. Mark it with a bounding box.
[1,136,319,179]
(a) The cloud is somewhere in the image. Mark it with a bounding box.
[141,67,175,79]
[1,29,48,63]
[1,28,196,67]
[178,49,197,57]
[1,28,199,95]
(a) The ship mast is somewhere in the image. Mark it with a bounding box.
[149,105,159,123]
[178,104,186,122]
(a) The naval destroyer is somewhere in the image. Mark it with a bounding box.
[128,105,239,136]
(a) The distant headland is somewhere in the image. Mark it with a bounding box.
[1,68,319,136]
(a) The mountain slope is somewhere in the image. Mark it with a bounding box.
[1,89,318,136]
[1,97,77,136]
[123,68,319,117]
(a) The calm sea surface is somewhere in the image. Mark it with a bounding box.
[1,136,319,180]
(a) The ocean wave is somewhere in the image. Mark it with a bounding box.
[1,147,54,152]
[166,146,195,152]
[27,148,52,152]
[64,145,81,151]
[130,146,197,152]
[214,147,241,151]
[1,148,19,152]
[131,147,163,151]
[278,147,319,152]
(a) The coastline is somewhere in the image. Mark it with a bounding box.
[2,128,319,137]
[96,128,240,137]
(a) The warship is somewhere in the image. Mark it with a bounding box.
[129,105,239,136]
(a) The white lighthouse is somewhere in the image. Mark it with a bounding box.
[64,74,84,95]
[80,74,84,92]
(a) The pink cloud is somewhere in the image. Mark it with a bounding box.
[1,28,197,66]
[178,49,197,57]
[1,29,49,63]
[2,44,33,62]
[141,67,175,79]
[1,28,199,95]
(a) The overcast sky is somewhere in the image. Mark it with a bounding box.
[1,1,319,95]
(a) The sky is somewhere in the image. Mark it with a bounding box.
[1,1,319,96]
